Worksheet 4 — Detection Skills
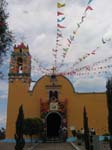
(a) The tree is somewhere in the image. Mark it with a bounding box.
[15,105,25,150]
[83,106,90,150]
[0,127,5,139]
[23,118,43,142]
[0,0,12,65]
[106,78,112,150]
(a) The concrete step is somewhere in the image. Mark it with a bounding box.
[46,137,64,143]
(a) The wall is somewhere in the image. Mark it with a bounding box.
[6,75,108,139]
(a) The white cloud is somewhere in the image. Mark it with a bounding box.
[0,81,8,92]
[5,0,112,91]
[0,114,6,128]
[74,77,106,92]
[0,95,8,100]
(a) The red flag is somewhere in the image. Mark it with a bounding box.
[91,50,96,55]
[57,24,66,28]
[57,11,64,16]
[85,6,93,12]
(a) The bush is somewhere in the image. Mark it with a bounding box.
[0,128,5,140]
[103,136,109,142]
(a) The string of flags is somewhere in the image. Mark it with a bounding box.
[32,57,51,75]
[32,57,58,75]
[52,2,66,68]
[32,0,112,80]
[53,0,94,69]
[58,63,112,77]
[58,0,94,68]
[53,0,93,67]
[71,39,111,69]
[57,53,112,77]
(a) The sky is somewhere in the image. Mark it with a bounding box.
[0,0,112,128]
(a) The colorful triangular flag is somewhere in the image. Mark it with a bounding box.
[57,11,64,16]
[88,0,93,4]
[57,17,65,22]
[85,6,93,12]
[57,2,66,8]
[57,24,66,28]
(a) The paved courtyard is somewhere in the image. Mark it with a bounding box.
[0,142,76,150]
[0,141,111,150]
[30,143,76,150]
[0,143,15,150]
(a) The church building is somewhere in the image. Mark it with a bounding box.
[6,43,108,140]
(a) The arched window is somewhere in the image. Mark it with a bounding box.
[54,91,58,99]
[49,91,53,100]
[17,57,23,73]
[20,48,22,53]
[49,90,58,100]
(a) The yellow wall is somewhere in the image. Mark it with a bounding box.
[6,75,108,139]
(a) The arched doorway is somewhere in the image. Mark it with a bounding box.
[46,112,62,138]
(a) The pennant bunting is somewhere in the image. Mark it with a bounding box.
[58,63,112,76]
[85,6,93,12]
[85,65,90,70]
[53,54,57,58]
[52,49,58,52]
[91,50,96,55]
[56,43,62,46]
[70,35,74,41]
[102,38,106,44]
[58,1,94,69]
[67,39,71,44]
[57,11,64,16]
[79,58,83,61]
[77,23,80,28]
[81,15,86,22]
[57,33,63,38]
[57,29,62,33]
[88,0,93,4]
[56,39,60,42]
[57,17,65,22]
[62,53,66,57]
[57,2,66,8]
[57,24,66,28]
[63,48,69,52]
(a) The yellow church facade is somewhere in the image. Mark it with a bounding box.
[6,43,108,140]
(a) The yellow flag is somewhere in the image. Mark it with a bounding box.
[57,2,65,8]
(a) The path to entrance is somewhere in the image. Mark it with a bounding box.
[30,143,76,150]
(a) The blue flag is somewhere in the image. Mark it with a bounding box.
[57,17,65,22]
[88,0,93,4]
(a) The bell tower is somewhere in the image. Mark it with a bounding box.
[8,42,31,83]
[6,43,31,138]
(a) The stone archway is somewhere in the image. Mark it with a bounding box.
[46,112,62,138]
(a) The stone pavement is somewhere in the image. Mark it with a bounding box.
[0,143,15,150]
[28,143,76,150]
